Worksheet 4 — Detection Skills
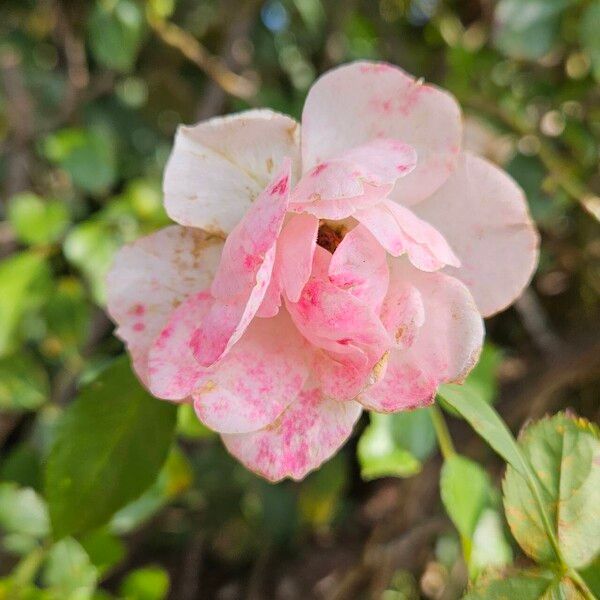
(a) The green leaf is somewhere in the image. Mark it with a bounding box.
[43,277,91,356]
[110,447,192,534]
[439,344,502,418]
[0,251,51,357]
[470,509,513,575]
[463,571,581,600]
[440,455,490,540]
[0,352,49,411]
[7,192,71,246]
[494,0,570,60]
[119,566,170,600]
[45,357,177,538]
[579,557,600,598]
[88,0,144,73]
[43,128,117,194]
[42,538,98,600]
[63,219,123,304]
[176,403,216,440]
[80,529,125,576]
[503,413,600,569]
[357,410,436,480]
[298,453,347,527]
[436,390,529,478]
[0,483,49,538]
[579,1,600,82]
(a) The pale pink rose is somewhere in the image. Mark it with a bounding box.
[107,61,539,482]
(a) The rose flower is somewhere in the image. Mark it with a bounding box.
[107,61,539,481]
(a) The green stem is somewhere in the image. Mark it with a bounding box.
[567,568,597,600]
[430,406,456,460]
[12,544,48,588]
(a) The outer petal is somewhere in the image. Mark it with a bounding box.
[359,260,484,412]
[105,226,223,386]
[290,138,416,219]
[301,61,462,206]
[193,311,311,434]
[163,109,300,235]
[222,382,362,481]
[413,153,540,316]
[191,162,291,366]
[355,201,459,271]
[147,290,212,400]
[328,224,389,313]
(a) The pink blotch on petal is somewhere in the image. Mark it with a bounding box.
[359,259,484,412]
[191,161,292,367]
[301,61,463,206]
[289,138,416,220]
[105,226,223,387]
[222,382,362,481]
[193,310,311,434]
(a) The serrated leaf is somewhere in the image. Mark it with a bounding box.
[441,455,491,540]
[464,571,582,600]
[503,413,600,569]
[45,357,177,538]
[7,192,71,246]
[88,0,144,73]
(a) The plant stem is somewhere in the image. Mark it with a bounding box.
[567,568,597,600]
[430,405,456,460]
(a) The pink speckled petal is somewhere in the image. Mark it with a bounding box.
[286,276,389,359]
[191,162,291,366]
[163,109,300,235]
[379,277,425,350]
[302,61,462,206]
[290,138,416,219]
[328,224,389,313]
[106,226,223,387]
[222,381,362,481]
[278,213,319,302]
[355,200,459,272]
[286,259,390,400]
[413,153,540,316]
[193,310,311,434]
[147,291,212,400]
[359,259,484,412]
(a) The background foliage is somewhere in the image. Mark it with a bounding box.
[0,0,599,598]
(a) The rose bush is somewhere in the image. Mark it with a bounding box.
[106,61,539,482]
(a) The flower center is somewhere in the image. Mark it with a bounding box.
[317,222,346,253]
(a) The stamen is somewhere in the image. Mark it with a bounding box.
[317,223,345,253]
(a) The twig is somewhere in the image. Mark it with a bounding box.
[0,48,34,199]
[464,97,600,222]
[146,9,257,101]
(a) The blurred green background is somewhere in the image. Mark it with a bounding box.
[0,0,599,598]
